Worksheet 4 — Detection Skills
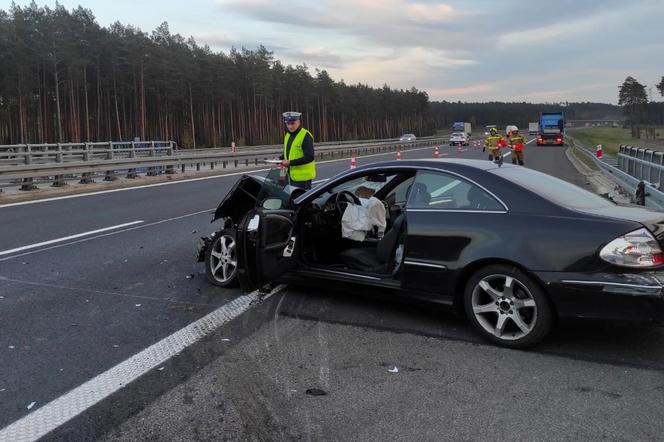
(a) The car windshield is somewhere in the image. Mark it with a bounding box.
[451,133,464,137]
[491,167,615,210]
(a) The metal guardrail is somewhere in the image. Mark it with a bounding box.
[0,137,449,191]
[617,145,664,190]
[570,137,664,209]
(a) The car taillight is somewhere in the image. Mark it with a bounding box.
[599,228,664,268]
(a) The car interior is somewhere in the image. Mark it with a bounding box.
[290,169,505,279]
[297,171,419,278]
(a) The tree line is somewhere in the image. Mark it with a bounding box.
[0,3,430,147]
[0,3,631,148]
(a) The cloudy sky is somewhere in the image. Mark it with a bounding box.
[14,0,664,103]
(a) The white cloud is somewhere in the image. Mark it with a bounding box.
[208,0,664,102]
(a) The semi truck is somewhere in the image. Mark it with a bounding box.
[453,122,472,137]
[536,112,565,146]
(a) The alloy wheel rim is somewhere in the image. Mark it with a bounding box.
[209,235,237,283]
[471,274,538,341]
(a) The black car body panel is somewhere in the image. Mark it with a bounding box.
[207,159,664,326]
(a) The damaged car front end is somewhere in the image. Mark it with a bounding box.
[196,170,305,287]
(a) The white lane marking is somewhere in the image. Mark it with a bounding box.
[0,209,211,262]
[0,284,287,442]
[0,145,436,209]
[526,138,537,145]
[0,221,144,257]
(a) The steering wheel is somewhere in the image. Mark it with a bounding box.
[335,190,362,215]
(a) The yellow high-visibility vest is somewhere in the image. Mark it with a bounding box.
[284,128,316,181]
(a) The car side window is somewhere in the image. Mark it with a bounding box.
[384,177,414,206]
[407,171,504,211]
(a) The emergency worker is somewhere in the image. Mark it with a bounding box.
[483,127,507,161]
[508,127,526,165]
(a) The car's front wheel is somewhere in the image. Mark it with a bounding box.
[463,264,553,348]
[205,229,239,287]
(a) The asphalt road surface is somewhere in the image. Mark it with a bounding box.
[2,137,663,441]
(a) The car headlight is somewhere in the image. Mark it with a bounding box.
[599,228,664,268]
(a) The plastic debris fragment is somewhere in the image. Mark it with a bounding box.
[305,388,327,396]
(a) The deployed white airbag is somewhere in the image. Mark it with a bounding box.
[341,197,387,241]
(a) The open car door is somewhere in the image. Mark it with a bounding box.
[236,169,299,292]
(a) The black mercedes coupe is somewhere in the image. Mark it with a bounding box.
[197,159,664,347]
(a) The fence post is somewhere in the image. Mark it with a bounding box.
[18,144,37,191]
[146,141,157,176]
[103,140,117,181]
[78,143,94,184]
[165,142,176,174]
[52,143,66,187]
[126,141,138,178]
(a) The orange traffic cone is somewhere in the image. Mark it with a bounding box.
[396,149,402,160]
[457,144,462,153]
[596,145,603,158]
[434,145,439,158]
[350,151,357,169]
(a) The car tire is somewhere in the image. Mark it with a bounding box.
[204,228,239,288]
[463,264,553,348]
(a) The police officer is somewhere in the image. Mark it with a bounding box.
[280,111,316,189]
[508,127,526,165]
[483,127,507,161]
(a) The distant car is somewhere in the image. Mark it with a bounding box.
[399,134,416,142]
[449,132,469,146]
[197,160,664,348]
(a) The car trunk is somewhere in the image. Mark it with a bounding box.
[577,205,664,244]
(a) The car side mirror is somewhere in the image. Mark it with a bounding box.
[262,198,283,210]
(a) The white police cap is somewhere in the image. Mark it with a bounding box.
[282,111,302,122]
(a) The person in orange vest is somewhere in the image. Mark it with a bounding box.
[483,127,507,161]
[508,127,526,165]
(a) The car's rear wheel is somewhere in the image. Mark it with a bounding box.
[205,229,238,287]
[463,264,553,348]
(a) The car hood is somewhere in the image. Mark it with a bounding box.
[212,174,304,224]
[212,175,265,223]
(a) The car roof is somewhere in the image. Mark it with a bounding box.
[353,158,513,172]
